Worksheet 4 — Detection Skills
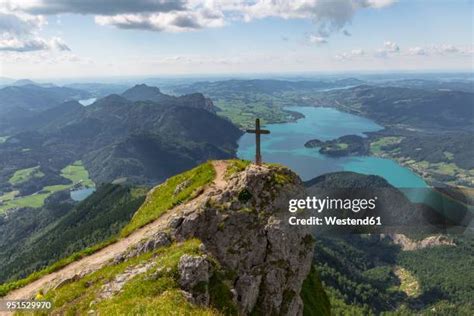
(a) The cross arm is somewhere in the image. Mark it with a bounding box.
[246,129,270,134]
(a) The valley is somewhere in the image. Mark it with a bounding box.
[0,84,242,213]
[0,161,94,213]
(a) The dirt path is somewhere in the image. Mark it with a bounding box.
[3,161,229,302]
[211,160,228,189]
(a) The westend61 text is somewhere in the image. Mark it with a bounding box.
[289,216,382,226]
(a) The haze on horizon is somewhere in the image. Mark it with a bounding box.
[0,0,473,79]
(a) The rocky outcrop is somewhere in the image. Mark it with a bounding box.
[106,163,314,315]
[99,261,156,300]
[170,164,314,315]
[178,254,211,306]
[384,233,455,251]
[113,232,172,264]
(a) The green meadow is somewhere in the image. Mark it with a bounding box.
[8,166,45,185]
[0,161,94,213]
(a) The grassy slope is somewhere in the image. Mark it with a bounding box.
[121,161,215,237]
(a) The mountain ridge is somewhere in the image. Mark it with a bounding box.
[2,160,323,315]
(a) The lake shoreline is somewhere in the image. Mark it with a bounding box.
[237,106,428,190]
[248,105,472,208]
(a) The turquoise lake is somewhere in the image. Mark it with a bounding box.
[237,106,428,188]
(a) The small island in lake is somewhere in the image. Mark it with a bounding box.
[304,135,369,157]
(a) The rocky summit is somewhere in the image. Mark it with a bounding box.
[172,163,313,315]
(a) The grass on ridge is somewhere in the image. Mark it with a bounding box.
[120,162,216,237]
[225,159,251,178]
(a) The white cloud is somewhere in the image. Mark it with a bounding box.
[374,40,399,58]
[0,36,70,52]
[383,41,399,53]
[0,37,47,52]
[309,35,328,44]
[339,43,472,61]
[0,12,46,35]
[3,0,396,35]
[95,8,225,32]
[335,48,365,60]
[231,0,396,37]
[408,46,427,56]
[1,49,92,66]
[0,11,69,52]
[364,0,397,9]
[407,44,473,56]
[2,0,185,15]
[434,44,461,54]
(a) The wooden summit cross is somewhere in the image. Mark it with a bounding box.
[246,118,270,165]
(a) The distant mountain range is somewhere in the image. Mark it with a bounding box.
[63,82,131,98]
[375,79,474,93]
[172,78,365,96]
[122,84,217,112]
[0,84,91,123]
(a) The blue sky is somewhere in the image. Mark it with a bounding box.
[0,0,472,78]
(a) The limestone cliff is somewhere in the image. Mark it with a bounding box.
[172,163,314,315]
